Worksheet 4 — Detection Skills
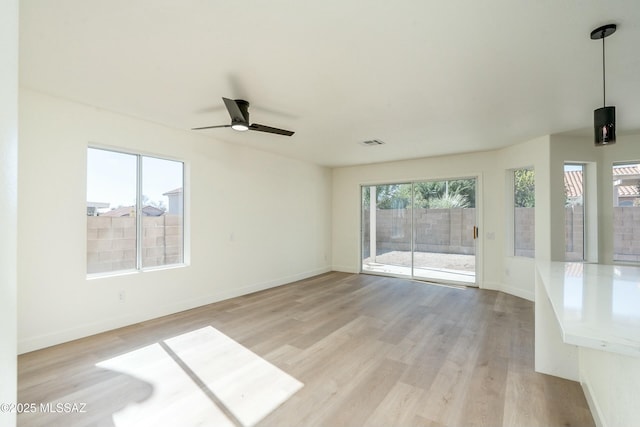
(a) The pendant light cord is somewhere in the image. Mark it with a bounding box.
[602,31,606,107]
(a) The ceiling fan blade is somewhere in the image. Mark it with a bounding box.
[191,124,232,130]
[222,97,248,123]
[249,123,295,136]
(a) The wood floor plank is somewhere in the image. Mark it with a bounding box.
[503,368,546,427]
[414,307,486,424]
[17,272,595,427]
[363,382,426,427]
[319,358,408,427]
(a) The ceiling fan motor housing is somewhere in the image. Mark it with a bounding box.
[234,99,250,124]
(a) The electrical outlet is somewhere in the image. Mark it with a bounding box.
[118,290,126,303]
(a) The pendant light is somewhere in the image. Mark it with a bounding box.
[591,24,617,146]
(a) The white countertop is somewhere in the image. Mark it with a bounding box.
[536,261,640,358]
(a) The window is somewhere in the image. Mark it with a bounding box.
[613,161,640,262]
[513,168,535,257]
[564,164,585,261]
[87,148,184,274]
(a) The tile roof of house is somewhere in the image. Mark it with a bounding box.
[612,166,639,199]
[100,206,136,217]
[613,165,640,177]
[564,167,640,198]
[565,170,583,198]
[142,205,165,216]
[162,187,183,196]
[617,185,639,197]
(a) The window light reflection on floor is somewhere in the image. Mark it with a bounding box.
[96,326,304,427]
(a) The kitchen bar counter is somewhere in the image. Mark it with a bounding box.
[536,261,640,358]
[534,261,640,427]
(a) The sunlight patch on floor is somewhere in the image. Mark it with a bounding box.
[96,326,303,427]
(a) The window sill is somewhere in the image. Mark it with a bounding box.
[86,263,187,280]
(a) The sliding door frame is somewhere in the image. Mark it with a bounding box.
[359,174,482,287]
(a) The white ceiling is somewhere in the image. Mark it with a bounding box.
[19,1,640,167]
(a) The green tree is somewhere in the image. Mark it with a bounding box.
[363,179,476,209]
[414,179,475,208]
[362,184,412,209]
[448,179,476,207]
[427,193,469,208]
[514,169,535,208]
[414,181,445,207]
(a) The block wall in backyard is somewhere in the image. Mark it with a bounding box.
[614,207,640,262]
[362,208,477,257]
[514,207,535,258]
[513,207,640,260]
[565,206,584,261]
[362,207,640,261]
[87,215,183,274]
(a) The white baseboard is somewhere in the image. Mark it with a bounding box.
[18,266,331,354]
[480,280,501,291]
[21,269,537,354]
[499,282,534,301]
[331,264,359,274]
[480,281,535,301]
[581,379,606,427]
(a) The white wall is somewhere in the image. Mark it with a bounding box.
[595,133,640,264]
[499,135,550,300]
[18,89,332,353]
[547,132,640,264]
[331,132,640,302]
[580,348,640,427]
[548,134,601,262]
[0,0,18,425]
[331,136,554,300]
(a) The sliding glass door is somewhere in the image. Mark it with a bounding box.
[361,178,477,285]
[412,179,476,284]
[361,183,413,276]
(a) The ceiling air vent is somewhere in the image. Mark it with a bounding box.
[360,139,385,146]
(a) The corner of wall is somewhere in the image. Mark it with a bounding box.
[500,282,535,301]
[580,378,605,427]
[0,0,19,423]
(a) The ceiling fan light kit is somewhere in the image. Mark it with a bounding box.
[591,23,617,146]
[192,97,294,136]
[231,123,249,131]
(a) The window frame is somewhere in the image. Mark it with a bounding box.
[508,167,535,258]
[86,146,186,277]
[612,160,640,264]
[564,163,586,262]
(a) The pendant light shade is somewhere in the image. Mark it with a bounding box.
[594,106,616,145]
[591,24,617,146]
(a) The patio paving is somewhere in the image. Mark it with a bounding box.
[362,250,476,285]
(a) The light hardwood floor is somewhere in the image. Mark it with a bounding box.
[18,272,595,427]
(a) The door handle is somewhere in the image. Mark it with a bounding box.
[473,226,479,239]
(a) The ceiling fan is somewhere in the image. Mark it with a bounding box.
[192,97,294,136]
